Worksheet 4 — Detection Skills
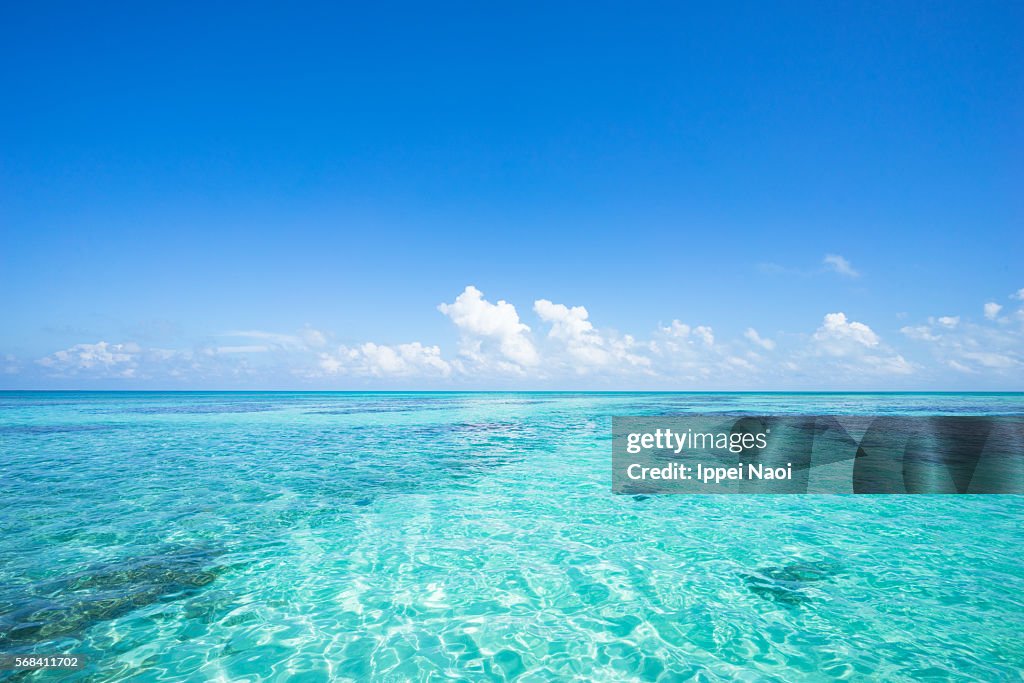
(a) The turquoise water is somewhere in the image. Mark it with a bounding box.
[1,392,1022,681]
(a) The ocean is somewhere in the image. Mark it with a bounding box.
[1,392,1022,681]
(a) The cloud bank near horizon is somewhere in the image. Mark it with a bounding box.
[9,283,1024,390]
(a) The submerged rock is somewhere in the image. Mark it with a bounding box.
[741,558,843,606]
[0,546,226,645]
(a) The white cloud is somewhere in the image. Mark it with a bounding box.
[222,328,328,350]
[1013,288,1024,301]
[20,285,1023,388]
[37,341,141,377]
[861,354,914,374]
[900,325,940,342]
[534,299,607,367]
[533,299,651,372]
[898,311,1023,377]
[438,286,538,369]
[650,321,765,384]
[744,328,776,350]
[948,360,974,373]
[984,302,1003,320]
[659,320,714,346]
[35,339,280,381]
[726,355,756,371]
[823,254,859,278]
[693,326,714,346]
[300,327,328,348]
[661,320,690,338]
[320,342,451,378]
[808,313,911,377]
[813,312,879,350]
[959,351,1020,370]
[534,301,599,345]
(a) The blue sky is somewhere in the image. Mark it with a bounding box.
[2,2,1022,389]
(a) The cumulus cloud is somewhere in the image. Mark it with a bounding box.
[823,254,859,278]
[648,320,761,384]
[744,328,776,350]
[319,342,451,378]
[438,286,538,369]
[19,285,1024,388]
[813,312,879,350]
[37,341,142,377]
[897,301,1023,376]
[533,299,651,372]
[1013,289,1024,301]
[660,320,714,346]
[35,338,291,381]
[534,299,607,367]
[809,313,911,376]
[693,326,714,346]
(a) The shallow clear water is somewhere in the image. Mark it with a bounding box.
[1,392,1022,681]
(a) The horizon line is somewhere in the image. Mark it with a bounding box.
[2,389,1023,395]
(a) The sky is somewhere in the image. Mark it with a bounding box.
[1,2,1022,390]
